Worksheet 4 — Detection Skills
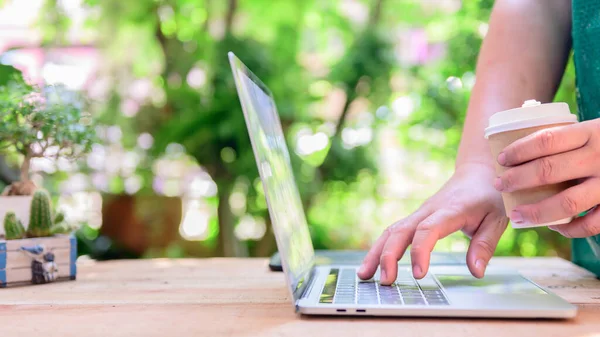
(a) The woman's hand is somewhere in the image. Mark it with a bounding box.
[357,163,508,285]
[494,119,600,237]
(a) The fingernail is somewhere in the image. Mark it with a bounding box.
[380,269,387,281]
[510,210,523,224]
[497,152,506,166]
[494,177,503,191]
[357,265,365,274]
[413,265,422,278]
[475,259,486,271]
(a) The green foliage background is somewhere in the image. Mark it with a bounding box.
[3,0,577,259]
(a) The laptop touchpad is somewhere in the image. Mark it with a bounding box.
[437,274,547,295]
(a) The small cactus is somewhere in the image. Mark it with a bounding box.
[54,211,65,225]
[3,212,26,240]
[27,189,53,238]
[51,222,73,235]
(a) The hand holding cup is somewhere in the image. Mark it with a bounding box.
[487,100,600,237]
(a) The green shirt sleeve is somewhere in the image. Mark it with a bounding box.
[571,0,600,278]
[572,236,600,277]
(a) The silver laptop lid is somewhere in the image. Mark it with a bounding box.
[228,52,316,304]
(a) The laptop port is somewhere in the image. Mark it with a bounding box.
[356,309,366,313]
[336,309,346,313]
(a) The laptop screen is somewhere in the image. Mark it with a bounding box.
[229,53,315,302]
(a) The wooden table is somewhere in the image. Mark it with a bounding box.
[0,257,598,337]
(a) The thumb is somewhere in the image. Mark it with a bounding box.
[466,214,508,278]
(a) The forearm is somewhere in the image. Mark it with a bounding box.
[456,0,572,170]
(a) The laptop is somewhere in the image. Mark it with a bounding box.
[228,52,577,319]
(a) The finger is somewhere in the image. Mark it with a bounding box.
[357,210,428,280]
[549,205,600,238]
[378,212,429,285]
[495,148,592,193]
[498,123,589,167]
[510,178,600,226]
[467,213,508,278]
[357,229,390,280]
[410,208,467,279]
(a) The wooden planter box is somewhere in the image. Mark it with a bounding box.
[0,234,77,287]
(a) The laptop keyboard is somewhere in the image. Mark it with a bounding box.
[319,268,449,306]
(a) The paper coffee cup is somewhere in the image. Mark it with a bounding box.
[484,100,579,228]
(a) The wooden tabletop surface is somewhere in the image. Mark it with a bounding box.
[0,257,598,337]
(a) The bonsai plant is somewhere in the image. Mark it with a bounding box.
[1,189,77,287]
[0,74,94,195]
[0,73,95,233]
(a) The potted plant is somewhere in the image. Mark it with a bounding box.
[0,74,94,287]
[1,189,78,287]
[0,74,94,234]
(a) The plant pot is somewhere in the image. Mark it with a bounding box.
[0,234,77,287]
[100,194,183,256]
[0,196,33,236]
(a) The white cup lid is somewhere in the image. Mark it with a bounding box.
[484,100,578,138]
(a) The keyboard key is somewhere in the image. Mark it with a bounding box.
[336,294,354,298]
[403,298,427,305]
[400,290,421,296]
[397,285,419,290]
[381,298,400,304]
[399,288,420,292]
[381,295,399,300]
[335,294,355,299]
[380,291,399,296]
[381,291,400,296]
[358,283,377,287]
[419,285,441,291]
[423,291,445,297]
[402,294,424,298]
[335,299,355,304]
[381,292,400,297]
[401,293,423,298]
[399,290,420,294]
[382,298,402,305]
[358,298,379,304]
[357,298,378,302]
[357,290,375,294]
[426,297,448,303]
[424,295,445,299]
